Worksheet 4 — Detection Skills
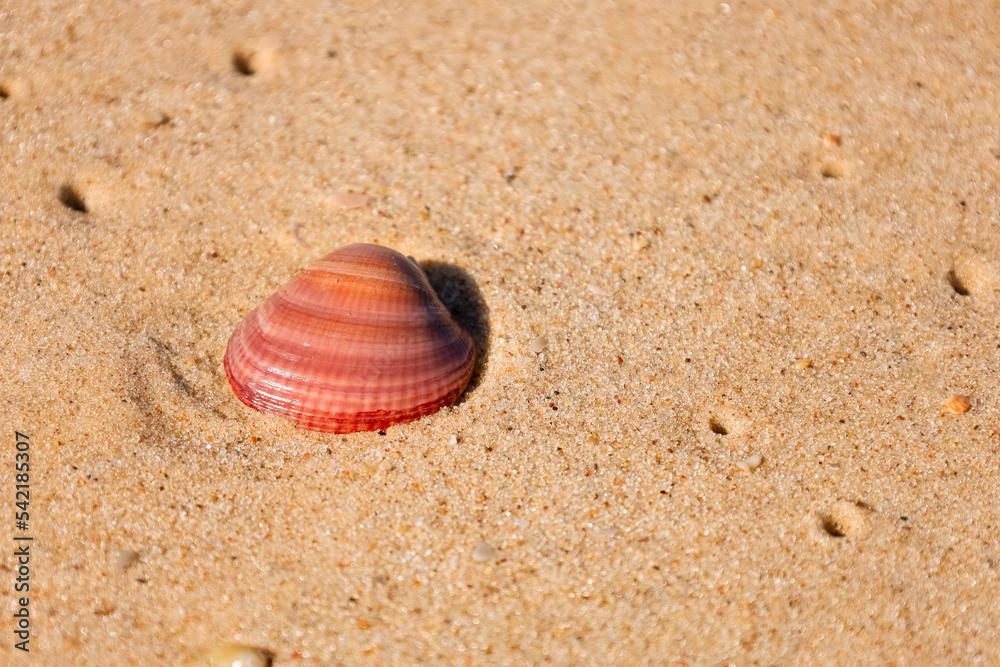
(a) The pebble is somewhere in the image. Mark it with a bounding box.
[116,550,140,570]
[737,454,763,472]
[136,110,170,127]
[471,539,498,562]
[530,335,548,354]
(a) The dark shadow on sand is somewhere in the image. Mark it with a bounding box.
[421,260,490,402]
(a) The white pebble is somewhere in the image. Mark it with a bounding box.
[588,284,610,297]
[530,335,548,354]
[737,454,763,472]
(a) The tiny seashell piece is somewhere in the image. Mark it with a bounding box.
[944,394,972,414]
[224,243,476,434]
[333,189,368,209]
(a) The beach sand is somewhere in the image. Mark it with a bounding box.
[2,0,999,663]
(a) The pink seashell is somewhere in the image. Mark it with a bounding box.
[332,189,368,209]
[224,243,475,433]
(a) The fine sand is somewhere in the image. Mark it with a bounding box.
[2,1,999,664]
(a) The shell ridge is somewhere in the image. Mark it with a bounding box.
[223,243,477,434]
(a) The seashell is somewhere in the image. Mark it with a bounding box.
[224,243,475,434]
[943,394,971,414]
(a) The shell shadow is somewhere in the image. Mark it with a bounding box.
[420,260,490,401]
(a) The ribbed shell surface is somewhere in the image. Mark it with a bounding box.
[223,244,476,433]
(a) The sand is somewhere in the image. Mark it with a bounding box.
[2,0,999,664]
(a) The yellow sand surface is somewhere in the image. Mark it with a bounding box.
[2,0,999,664]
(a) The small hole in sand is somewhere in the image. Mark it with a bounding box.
[58,184,88,213]
[947,270,970,296]
[819,515,846,537]
[0,78,26,99]
[232,47,277,76]
[708,417,728,435]
[818,501,871,538]
[820,162,845,179]
[232,51,256,75]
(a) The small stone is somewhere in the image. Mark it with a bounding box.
[632,236,650,251]
[116,550,140,570]
[824,133,842,146]
[944,394,972,414]
[202,644,272,667]
[530,336,548,354]
[471,539,498,562]
[136,110,170,127]
[794,358,812,369]
[737,454,763,472]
